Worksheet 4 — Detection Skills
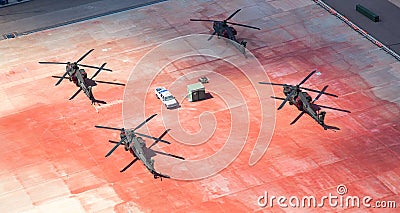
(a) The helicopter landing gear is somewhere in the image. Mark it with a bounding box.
[319,111,326,124]
[154,175,163,181]
[240,40,247,48]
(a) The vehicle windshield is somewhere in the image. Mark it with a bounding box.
[164,96,174,101]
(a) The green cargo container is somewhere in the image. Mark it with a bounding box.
[187,82,205,102]
[356,4,379,22]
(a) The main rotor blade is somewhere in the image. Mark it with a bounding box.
[90,63,106,80]
[135,132,171,144]
[39,61,68,65]
[78,64,112,72]
[54,71,69,86]
[51,76,68,79]
[316,104,351,113]
[133,114,157,131]
[300,87,338,98]
[270,96,286,100]
[312,85,328,103]
[153,150,185,160]
[69,88,82,100]
[298,70,316,86]
[105,139,124,157]
[149,129,171,149]
[39,61,112,72]
[95,80,125,86]
[76,49,94,63]
[120,158,139,172]
[226,21,261,30]
[290,112,305,125]
[95,125,123,131]
[259,82,289,87]
[277,89,295,110]
[226,9,241,21]
[189,19,217,22]
[109,140,124,144]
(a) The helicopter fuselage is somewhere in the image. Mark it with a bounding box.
[213,22,238,41]
[123,131,157,175]
[74,70,96,102]
[66,63,88,85]
[283,87,324,125]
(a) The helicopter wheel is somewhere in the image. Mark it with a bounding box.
[240,40,247,48]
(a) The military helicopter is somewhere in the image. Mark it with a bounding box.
[190,9,260,52]
[39,49,125,105]
[259,70,351,130]
[95,114,185,180]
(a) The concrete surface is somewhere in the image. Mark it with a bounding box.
[0,0,399,212]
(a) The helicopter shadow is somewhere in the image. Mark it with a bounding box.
[83,78,107,104]
[142,145,184,161]
[93,99,107,105]
[324,124,340,131]
[142,136,185,162]
[84,78,97,87]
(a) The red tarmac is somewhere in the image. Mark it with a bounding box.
[0,0,399,212]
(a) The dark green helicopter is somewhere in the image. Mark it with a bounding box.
[259,70,351,130]
[39,49,124,105]
[190,9,261,53]
[95,114,184,180]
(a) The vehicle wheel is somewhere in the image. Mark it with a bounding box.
[156,94,159,99]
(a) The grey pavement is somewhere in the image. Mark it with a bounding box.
[0,0,167,38]
[322,0,400,55]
